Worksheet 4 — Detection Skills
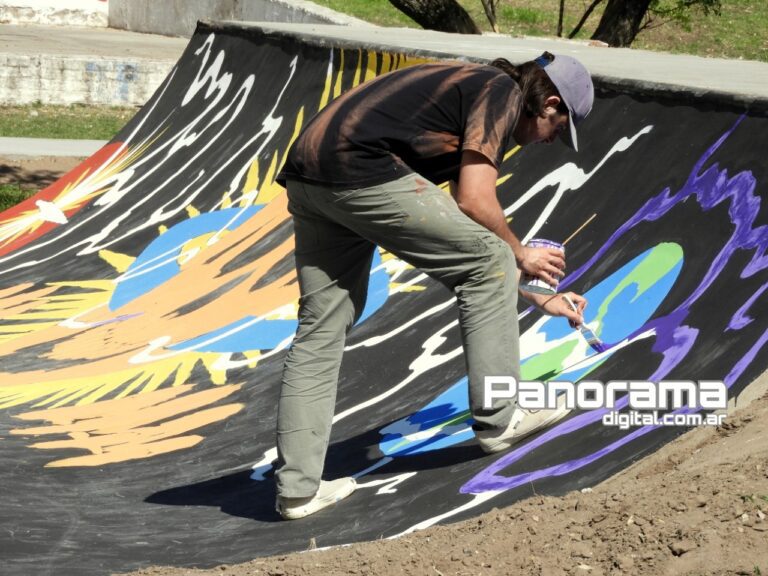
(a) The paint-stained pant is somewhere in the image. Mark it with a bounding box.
[276,173,520,498]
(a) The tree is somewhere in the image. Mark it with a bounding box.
[591,0,652,46]
[564,0,721,47]
[388,0,481,34]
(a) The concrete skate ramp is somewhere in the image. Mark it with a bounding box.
[1,21,767,576]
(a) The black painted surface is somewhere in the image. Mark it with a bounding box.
[0,24,766,576]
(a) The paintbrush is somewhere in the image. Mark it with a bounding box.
[561,294,607,353]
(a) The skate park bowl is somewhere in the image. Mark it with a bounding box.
[1,20,767,575]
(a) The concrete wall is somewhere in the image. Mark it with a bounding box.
[108,0,370,37]
[0,0,108,27]
[0,53,171,106]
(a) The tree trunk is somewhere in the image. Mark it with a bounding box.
[480,0,500,33]
[389,0,482,34]
[591,0,652,46]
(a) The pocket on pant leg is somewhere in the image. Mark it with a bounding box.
[324,184,410,229]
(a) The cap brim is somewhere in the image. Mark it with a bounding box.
[559,104,579,151]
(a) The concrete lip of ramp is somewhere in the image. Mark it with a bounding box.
[230,20,768,108]
[0,20,767,576]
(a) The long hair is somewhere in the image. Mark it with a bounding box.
[491,52,568,118]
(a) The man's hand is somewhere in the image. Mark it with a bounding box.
[517,245,566,288]
[521,290,586,326]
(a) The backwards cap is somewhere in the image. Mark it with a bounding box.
[534,53,594,151]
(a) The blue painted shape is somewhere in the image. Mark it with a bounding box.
[110,207,262,311]
[359,250,390,324]
[379,378,474,457]
[168,317,298,353]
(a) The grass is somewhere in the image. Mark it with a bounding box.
[0,103,136,140]
[0,183,31,212]
[311,0,768,62]
[314,0,415,27]
[633,0,768,61]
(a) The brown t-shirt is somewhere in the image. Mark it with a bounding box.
[277,62,522,188]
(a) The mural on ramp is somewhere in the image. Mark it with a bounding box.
[0,21,766,576]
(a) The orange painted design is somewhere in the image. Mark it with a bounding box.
[0,192,295,388]
[0,283,60,315]
[11,383,244,467]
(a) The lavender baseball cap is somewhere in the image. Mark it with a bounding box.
[535,53,594,151]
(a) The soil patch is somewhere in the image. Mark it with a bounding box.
[0,155,84,191]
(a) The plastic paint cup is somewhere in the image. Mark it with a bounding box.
[519,238,564,295]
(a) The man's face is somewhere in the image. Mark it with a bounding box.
[514,96,569,146]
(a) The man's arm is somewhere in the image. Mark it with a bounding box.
[454,150,565,287]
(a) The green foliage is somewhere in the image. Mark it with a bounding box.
[0,184,33,212]
[309,0,417,27]
[633,0,767,60]
[649,0,722,30]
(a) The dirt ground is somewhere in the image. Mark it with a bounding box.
[0,155,84,190]
[5,157,768,576]
[124,387,768,576]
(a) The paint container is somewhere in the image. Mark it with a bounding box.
[519,238,564,295]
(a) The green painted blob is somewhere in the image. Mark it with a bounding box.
[520,338,578,380]
[595,242,684,324]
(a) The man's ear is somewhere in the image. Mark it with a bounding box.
[541,95,562,115]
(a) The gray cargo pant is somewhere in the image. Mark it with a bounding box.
[276,173,520,498]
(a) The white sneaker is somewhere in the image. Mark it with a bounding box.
[276,477,356,520]
[475,395,571,454]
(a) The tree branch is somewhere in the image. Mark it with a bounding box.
[568,0,605,39]
[388,0,481,34]
[479,0,500,33]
